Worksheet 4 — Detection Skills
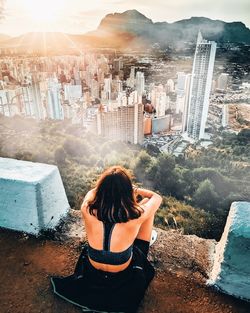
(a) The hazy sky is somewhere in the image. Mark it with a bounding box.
[0,0,250,36]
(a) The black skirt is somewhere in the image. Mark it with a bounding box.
[51,241,155,313]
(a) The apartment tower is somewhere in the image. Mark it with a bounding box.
[186,31,216,140]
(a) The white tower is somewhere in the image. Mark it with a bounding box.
[186,31,216,140]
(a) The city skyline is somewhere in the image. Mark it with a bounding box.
[0,0,250,36]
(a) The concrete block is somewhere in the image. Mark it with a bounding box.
[0,157,70,235]
[209,201,250,301]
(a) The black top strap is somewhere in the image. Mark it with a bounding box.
[103,222,115,251]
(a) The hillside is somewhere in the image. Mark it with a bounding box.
[0,115,249,241]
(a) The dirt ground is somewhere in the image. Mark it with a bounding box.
[0,228,250,313]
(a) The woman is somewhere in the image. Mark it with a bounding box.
[51,165,162,313]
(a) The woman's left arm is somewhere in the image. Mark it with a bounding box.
[80,188,96,217]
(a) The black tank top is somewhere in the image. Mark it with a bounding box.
[87,222,133,265]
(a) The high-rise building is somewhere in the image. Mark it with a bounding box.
[96,103,144,144]
[91,78,100,99]
[186,31,216,140]
[181,74,192,133]
[64,84,82,101]
[217,73,229,91]
[127,66,135,88]
[176,72,187,94]
[136,71,145,96]
[103,76,112,100]
[152,90,167,117]
[30,81,44,119]
[175,73,191,114]
[47,78,64,120]
[113,58,123,72]
[166,79,175,93]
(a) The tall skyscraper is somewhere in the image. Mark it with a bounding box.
[47,78,64,120]
[103,76,112,100]
[96,103,144,144]
[186,31,216,140]
[176,72,187,94]
[176,73,191,115]
[136,72,145,96]
[181,74,192,133]
[29,74,45,119]
[127,66,135,88]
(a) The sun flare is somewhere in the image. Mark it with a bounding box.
[23,0,65,23]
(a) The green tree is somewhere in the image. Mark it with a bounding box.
[54,147,66,165]
[153,154,179,196]
[133,150,154,185]
[192,179,219,212]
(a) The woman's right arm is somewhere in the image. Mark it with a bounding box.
[134,187,162,219]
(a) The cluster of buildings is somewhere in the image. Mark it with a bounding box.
[1,31,249,149]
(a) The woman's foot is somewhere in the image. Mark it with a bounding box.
[149,229,157,246]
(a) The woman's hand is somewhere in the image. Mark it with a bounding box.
[133,187,162,219]
[138,197,150,205]
[133,186,155,199]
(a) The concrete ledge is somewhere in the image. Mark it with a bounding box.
[0,157,70,235]
[209,201,250,301]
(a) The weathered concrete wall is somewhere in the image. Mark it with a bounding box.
[0,157,70,235]
[209,201,250,301]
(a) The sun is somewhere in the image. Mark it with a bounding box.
[23,0,65,23]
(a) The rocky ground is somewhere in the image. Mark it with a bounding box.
[0,210,250,313]
[229,103,250,131]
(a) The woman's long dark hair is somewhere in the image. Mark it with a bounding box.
[87,166,143,223]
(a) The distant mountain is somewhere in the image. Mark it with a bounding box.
[1,10,250,52]
[93,10,250,48]
[98,9,153,33]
